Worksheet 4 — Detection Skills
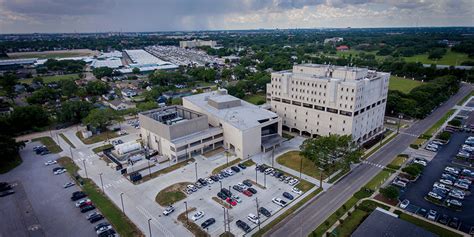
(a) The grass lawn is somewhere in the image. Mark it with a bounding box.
[424,109,456,137]
[312,196,359,237]
[333,209,368,237]
[59,133,75,148]
[92,144,113,153]
[155,182,190,206]
[243,93,266,105]
[364,169,394,191]
[7,49,96,59]
[32,136,63,153]
[387,155,407,170]
[211,158,242,174]
[76,131,120,145]
[457,91,474,106]
[404,49,470,66]
[241,159,256,167]
[21,74,80,84]
[0,155,22,174]
[335,49,386,61]
[389,76,423,93]
[276,151,327,180]
[253,188,323,237]
[399,213,462,237]
[57,157,141,237]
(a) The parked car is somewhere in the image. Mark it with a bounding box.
[282,192,294,200]
[439,179,454,186]
[272,197,287,207]
[79,200,93,208]
[0,190,15,197]
[221,188,232,197]
[425,147,437,152]
[444,167,460,175]
[417,208,427,217]
[247,187,257,194]
[247,213,259,224]
[232,195,242,203]
[201,218,216,229]
[198,178,208,186]
[225,169,235,176]
[217,192,227,200]
[292,187,303,195]
[454,182,469,190]
[238,163,247,169]
[259,207,271,217]
[447,199,462,207]
[87,211,101,220]
[448,217,460,229]
[427,210,437,221]
[392,179,407,188]
[413,158,427,166]
[242,190,253,197]
[80,204,96,213]
[98,229,115,237]
[44,160,57,166]
[95,222,111,231]
[96,224,112,235]
[226,197,237,206]
[163,206,175,216]
[75,198,91,207]
[63,182,75,188]
[243,180,253,187]
[400,199,410,209]
[428,192,443,200]
[233,185,244,193]
[191,211,205,221]
[89,214,104,223]
[231,166,241,173]
[448,191,465,200]
[205,178,214,184]
[236,220,251,233]
[71,191,87,201]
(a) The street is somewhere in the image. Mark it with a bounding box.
[265,83,473,237]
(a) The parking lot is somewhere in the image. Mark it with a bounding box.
[167,162,311,236]
[399,132,474,234]
[0,142,98,237]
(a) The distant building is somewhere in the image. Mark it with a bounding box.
[336,45,350,51]
[121,89,138,98]
[179,40,217,49]
[268,64,389,143]
[324,37,343,44]
[352,208,438,237]
[104,99,136,111]
[0,58,37,70]
[119,49,178,74]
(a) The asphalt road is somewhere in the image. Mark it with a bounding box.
[265,83,473,237]
[400,132,474,233]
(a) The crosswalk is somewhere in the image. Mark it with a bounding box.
[361,160,385,169]
[398,131,419,137]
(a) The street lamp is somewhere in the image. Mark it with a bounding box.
[219,180,222,190]
[99,173,104,192]
[299,155,303,179]
[255,163,258,185]
[271,148,275,168]
[82,159,88,178]
[222,206,227,232]
[195,163,198,182]
[255,197,261,230]
[147,218,152,237]
[225,149,229,167]
[264,173,266,188]
[120,192,125,213]
[184,201,189,225]
[397,114,403,134]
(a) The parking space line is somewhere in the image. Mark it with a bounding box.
[136,205,173,237]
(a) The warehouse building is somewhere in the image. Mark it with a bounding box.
[267,64,389,143]
[183,89,283,159]
[119,49,178,73]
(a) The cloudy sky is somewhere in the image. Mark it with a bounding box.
[0,0,473,33]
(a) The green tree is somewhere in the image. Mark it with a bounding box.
[82,108,118,130]
[26,87,59,104]
[0,134,25,170]
[10,105,50,132]
[57,101,93,123]
[60,79,78,97]
[85,81,110,95]
[380,186,399,200]
[132,67,140,74]
[0,73,18,101]
[300,134,362,181]
[92,67,113,79]
[137,101,158,111]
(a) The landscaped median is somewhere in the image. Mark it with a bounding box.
[59,133,75,148]
[155,182,191,206]
[211,158,242,174]
[57,157,142,237]
[252,187,323,237]
[32,136,63,153]
[76,131,120,145]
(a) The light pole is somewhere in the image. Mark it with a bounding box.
[195,163,198,182]
[222,206,227,232]
[219,180,222,190]
[99,173,104,192]
[184,201,189,225]
[397,114,403,134]
[255,164,258,184]
[226,208,231,232]
[319,167,324,189]
[225,149,229,167]
[120,192,125,213]
[147,218,152,237]
[147,159,152,178]
[69,146,74,159]
[271,148,274,168]
[264,173,266,188]
[255,197,261,230]
[82,159,88,178]
[299,155,303,179]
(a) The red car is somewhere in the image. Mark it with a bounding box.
[242,190,253,197]
[79,201,93,208]
[226,198,237,206]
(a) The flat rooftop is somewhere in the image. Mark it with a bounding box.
[352,208,438,237]
[140,106,202,126]
[124,49,169,66]
[184,91,279,130]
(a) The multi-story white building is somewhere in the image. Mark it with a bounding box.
[267,64,390,143]
[179,40,217,49]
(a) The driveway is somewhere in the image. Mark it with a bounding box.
[0,142,96,237]
[400,132,474,233]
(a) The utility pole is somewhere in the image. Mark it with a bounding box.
[147,159,152,178]
[99,173,104,192]
[120,192,125,213]
[264,173,266,188]
[226,208,231,232]
[271,148,274,168]
[299,155,303,179]
[223,206,227,232]
[195,163,198,182]
[82,159,88,178]
[256,197,261,230]
[184,201,189,225]
[397,114,403,134]
[69,146,74,159]
[219,180,222,190]
[148,218,152,237]
[255,164,258,185]
[225,149,229,167]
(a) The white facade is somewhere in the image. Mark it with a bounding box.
[183,89,282,159]
[268,64,389,143]
[179,40,217,48]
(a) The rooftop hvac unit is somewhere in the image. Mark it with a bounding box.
[115,142,141,155]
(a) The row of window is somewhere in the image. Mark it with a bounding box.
[272,97,353,117]
[353,99,385,116]
[173,133,224,152]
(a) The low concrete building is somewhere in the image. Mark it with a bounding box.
[183,89,283,159]
[104,99,136,111]
[139,106,224,162]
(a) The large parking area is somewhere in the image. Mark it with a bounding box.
[167,162,312,236]
[399,132,474,234]
[0,142,99,237]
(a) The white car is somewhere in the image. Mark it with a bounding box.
[458,178,472,185]
[433,182,450,191]
[392,180,407,188]
[63,182,75,188]
[413,159,427,166]
[447,199,462,207]
[54,169,66,175]
[289,178,299,186]
[448,191,465,200]
[400,199,410,209]
[247,213,260,224]
[96,225,113,235]
[225,169,234,176]
[205,178,214,184]
[439,179,453,186]
[272,197,287,207]
[454,182,469,190]
[428,192,443,200]
[292,187,303,195]
[232,195,242,203]
[444,167,459,175]
[425,147,437,152]
[44,160,57,166]
[264,168,274,175]
[163,206,175,216]
[191,211,205,221]
[427,210,437,221]
[76,199,91,207]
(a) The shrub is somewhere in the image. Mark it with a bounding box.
[448,119,462,127]
[402,163,424,177]
[354,188,374,199]
[380,186,400,200]
[437,131,452,141]
[394,210,403,215]
[410,144,419,149]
